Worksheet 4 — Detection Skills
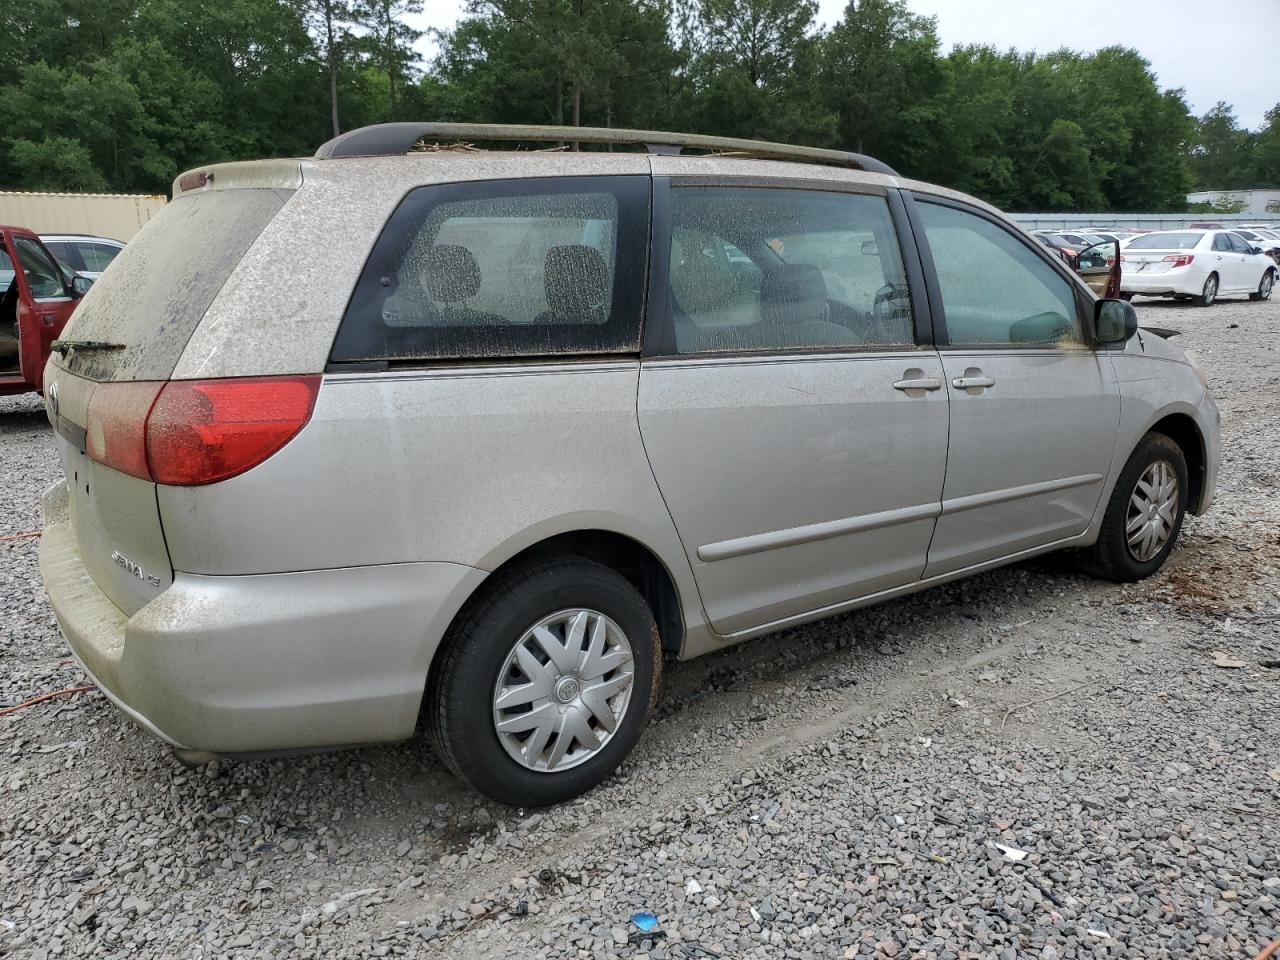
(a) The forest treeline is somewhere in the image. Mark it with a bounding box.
[2,0,1278,210]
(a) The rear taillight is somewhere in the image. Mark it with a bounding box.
[86,381,163,479]
[1162,254,1194,268]
[84,376,320,485]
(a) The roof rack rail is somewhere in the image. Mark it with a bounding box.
[314,122,899,176]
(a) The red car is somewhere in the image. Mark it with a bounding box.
[1,226,85,396]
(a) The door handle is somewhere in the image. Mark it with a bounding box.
[951,373,995,391]
[892,377,942,392]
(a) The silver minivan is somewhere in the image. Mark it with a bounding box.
[39,124,1220,805]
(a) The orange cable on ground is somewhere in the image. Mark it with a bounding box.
[1255,938,1280,960]
[0,685,95,717]
[0,531,41,542]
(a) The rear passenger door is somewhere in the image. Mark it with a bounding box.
[637,182,948,637]
[909,197,1120,577]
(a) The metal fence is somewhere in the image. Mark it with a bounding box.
[1010,212,1280,230]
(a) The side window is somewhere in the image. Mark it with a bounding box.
[331,176,649,363]
[916,202,1083,347]
[1228,233,1252,254]
[42,241,81,271]
[1211,234,1231,252]
[665,187,914,354]
[13,236,68,300]
[77,242,121,272]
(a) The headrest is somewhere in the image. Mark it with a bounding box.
[761,263,827,326]
[544,244,609,321]
[423,245,480,303]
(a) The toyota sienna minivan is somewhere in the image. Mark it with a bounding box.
[39,123,1220,806]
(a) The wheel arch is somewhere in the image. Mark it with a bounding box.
[1147,412,1208,514]
[440,528,688,669]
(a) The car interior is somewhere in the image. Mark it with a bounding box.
[0,246,20,375]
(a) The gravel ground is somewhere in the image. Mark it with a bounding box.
[2,296,1278,960]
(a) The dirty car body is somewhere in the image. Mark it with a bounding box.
[39,125,1221,805]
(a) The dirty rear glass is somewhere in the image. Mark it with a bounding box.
[56,188,292,382]
[1126,232,1203,250]
[330,176,649,364]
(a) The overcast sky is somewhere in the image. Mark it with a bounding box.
[410,0,1277,130]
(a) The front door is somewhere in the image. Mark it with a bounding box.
[11,233,78,392]
[910,198,1121,577]
[638,183,949,636]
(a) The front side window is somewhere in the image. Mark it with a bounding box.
[13,236,68,300]
[663,187,914,354]
[1227,233,1253,254]
[917,201,1083,347]
[331,176,649,363]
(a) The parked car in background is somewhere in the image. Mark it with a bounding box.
[40,234,125,280]
[39,123,1221,806]
[1187,221,1225,229]
[1121,229,1276,305]
[1,226,86,396]
[1230,228,1280,265]
[1031,230,1106,267]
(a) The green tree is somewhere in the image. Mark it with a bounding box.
[821,0,942,164]
[1191,102,1251,190]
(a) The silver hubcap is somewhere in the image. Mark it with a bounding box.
[1262,274,1273,299]
[1126,460,1179,562]
[492,608,635,773]
[1204,276,1217,303]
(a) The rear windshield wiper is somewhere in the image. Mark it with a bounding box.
[51,339,126,354]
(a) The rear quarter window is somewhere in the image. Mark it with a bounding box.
[330,176,650,364]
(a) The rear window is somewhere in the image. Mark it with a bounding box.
[1127,232,1203,250]
[330,176,649,364]
[58,189,292,382]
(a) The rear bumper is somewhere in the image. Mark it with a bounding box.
[1120,271,1199,297]
[39,479,486,754]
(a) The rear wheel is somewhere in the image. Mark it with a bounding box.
[1081,432,1188,583]
[427,557,661,806]
[1194,273,1218,307]
[1249,269,1274,302]
[1119,292,1134,302]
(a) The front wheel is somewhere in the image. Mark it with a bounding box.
[427,557,661,806]
[1194,273,1218,307]
[1249,269,1274,302]
[1081,432,1188,582]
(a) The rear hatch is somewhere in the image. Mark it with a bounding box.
[45,184,294,615]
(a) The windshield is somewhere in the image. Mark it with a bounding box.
[1126,232,1204,250]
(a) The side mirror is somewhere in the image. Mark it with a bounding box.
[1094,298,1137,345]
[1251,246,1264,256]
[71,275,93,296]
[860,240,878,256]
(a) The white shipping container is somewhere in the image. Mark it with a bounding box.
[0,191,167,242]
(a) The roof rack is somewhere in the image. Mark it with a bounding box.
[314,122,899,176]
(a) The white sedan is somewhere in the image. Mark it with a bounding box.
[1121,229,1276,306]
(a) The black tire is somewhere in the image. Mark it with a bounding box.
[1249,269,1274,302]
[427,557,662,806]
[1119,292,1134,301]
[1194,273,1218,307]
[1081,432,1188,583]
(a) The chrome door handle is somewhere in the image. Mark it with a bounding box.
[892,377,942,391]
[952,376,995,389]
